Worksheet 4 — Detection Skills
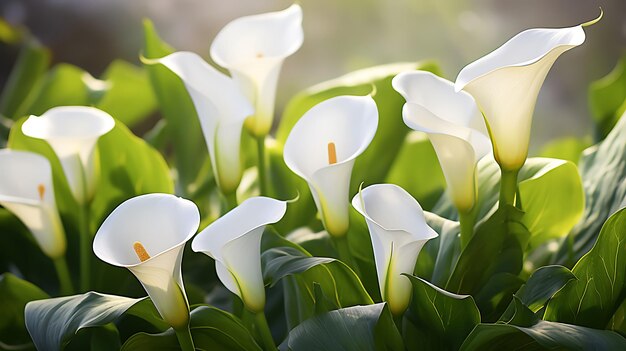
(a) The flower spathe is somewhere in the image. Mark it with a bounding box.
[192,196,287,313]
[154,51,254,195]
[393,71,491,212]
[0,149,66,259]
[93,194,200,330]
[210,4,303,137]
[22,106,115,204]
[455,22,589,171]
[283,95,378,237]
[352,184,437,315]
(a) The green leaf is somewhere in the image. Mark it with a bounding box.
[420,212,461,286]
[460,320,626,351]
[589,54,626,140]
[262,247,334,287]
[96,60,157,128]
[277,61,442,193]
[24,292,143,351]
[385,132,445,210]
[545,208,626,329]
[405,275,480,351]
[538,137,591,164]
[499,265,576,322]
[0,273,49,347]
[142,18,207,196]
[281,303,403,351]
[0,39,50,119]
[555,113,626,263]
[121,306,262,351]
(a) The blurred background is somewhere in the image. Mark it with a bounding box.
[0,0,624,149]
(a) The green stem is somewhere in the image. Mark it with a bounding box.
[174,326,195,351]
[253,311,276,351]
[223,192,238,214]
[458,210,475,249]
[53,256,74,295]
[256,136,268,196]
[332,235,360,275]
[78,202,91,292]
[499,168,519,208]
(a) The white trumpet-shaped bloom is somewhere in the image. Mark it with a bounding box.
[210,4,303,137]
[352,184,437,315]
[192,197,287,313]
[284,95,378,236]
[22,106,115,204]
[0,150,66,259]
[455,23,588,171]
[93,194,199,330]
[393,71,491,212]
[154,51,254,194]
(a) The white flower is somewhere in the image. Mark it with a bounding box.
[0,149,66,259]
[93,194,200,329]
[283,95,378,236]
[153,51,254,195]
[455,22,589,171]
[22,106,115,204]
[393,71,491,212]
[191,196,287,313]
[352,184,437,315]
[210,4,303,137]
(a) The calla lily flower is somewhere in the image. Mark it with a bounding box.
[393,71,491,212]
[455,21,591,171]
[22,106,115,204]
[93,194,200,330]
[351,184,437,315]
[191,196,287,313]
[283,95,378,237]
[210,4,303,137]
[0,149,66,259]
[151,51,254,195]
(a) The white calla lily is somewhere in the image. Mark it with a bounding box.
[153,51,254,195]
[22,106,115,204]
[210,4,303,137]
[192,196,287,313]
[393,71,491,212]
[455,21,591,171]
[0,149,65,259]
[352,184,437,315]
[284,95,378,237]
[93,194,200,330]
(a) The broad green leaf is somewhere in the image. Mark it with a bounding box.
[0,39,50,119]
[262,247,334,287]
[555,113,626,263]
[460,320,626,351]
[121,306,261,351]
[589,54,626,140]
[142,19,207,196]
[417,212,461,286]
[538,136,591,164]
[24,292,143,351]
[277,61,442,193]
[0,273,48,348]
[280,303,403,351]
[405,275,480,351]
[545,208,626,329]
[385,131,445,210]
[96,60,157,128]
[499,265,576,322]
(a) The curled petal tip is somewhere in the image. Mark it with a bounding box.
[368,83,378,98]
[581,7,603,27]
[286,191,300,204]
[139,52,160,65]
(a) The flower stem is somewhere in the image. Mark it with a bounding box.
[499,168,519,208]
[53,256,74,295]
[253,311,276,351]
[458,209,475,249]
[174,326,195,351]
[332,235,360,275]
[78,202,91,292]
[256,136,268,196]
[223,192,238,213]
